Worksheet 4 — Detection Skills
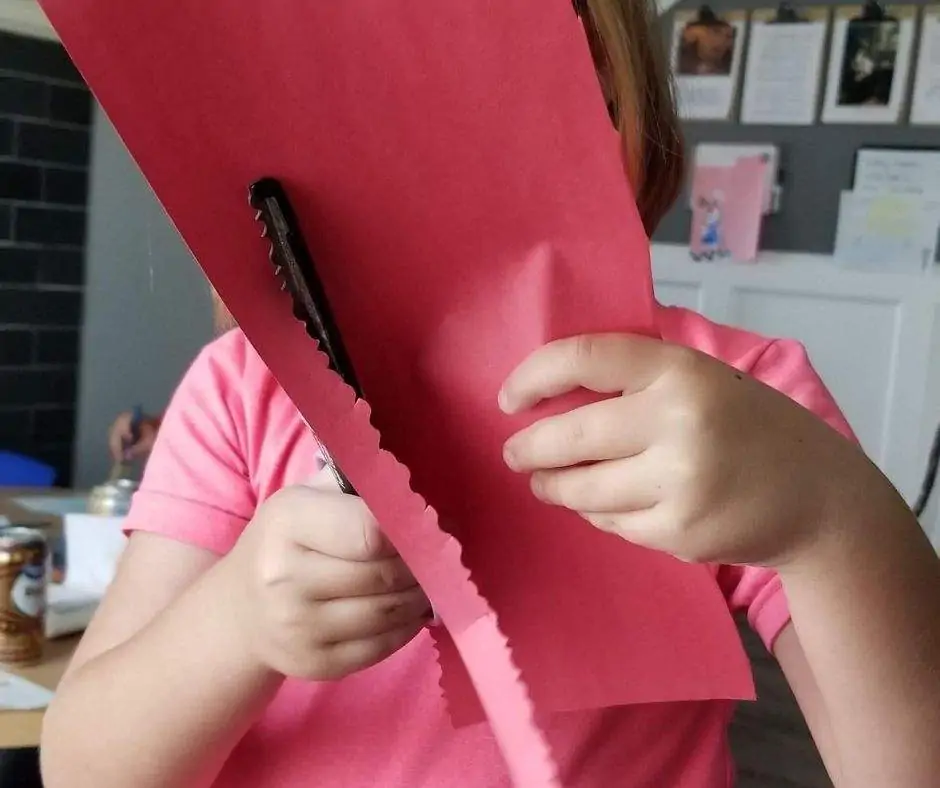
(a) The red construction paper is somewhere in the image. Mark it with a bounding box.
[41,0,754,779]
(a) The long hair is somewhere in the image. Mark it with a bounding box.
[582,0,685,236]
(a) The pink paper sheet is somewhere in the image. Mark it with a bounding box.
[690,157,768,262]
[41,0,753,779]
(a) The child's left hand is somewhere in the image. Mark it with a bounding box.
[499,333,873,569]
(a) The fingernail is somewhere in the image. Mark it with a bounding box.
[502,441,519,471]
[530,474,545,500]
[498,388,514,414]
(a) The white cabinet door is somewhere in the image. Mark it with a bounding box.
[727,287,899,466]
[652,244,940,547]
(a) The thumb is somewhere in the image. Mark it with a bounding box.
[305,464,441,626]
[306,463,345,494]
[302,466,398,560]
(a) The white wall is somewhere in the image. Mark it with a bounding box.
[0,0,57,40]
[72,105,214,487]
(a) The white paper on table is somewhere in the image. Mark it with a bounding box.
[834,190,940,271]
[46,582,102,638]
[63,514,127,591]
[690,143,780,214]
[822,6,917,124]
[42,514,127,638]
[854,148,940,198]
[740,7,829,125]
[911,6,940,125]
[671,10,747,121]
[13,495,89,517]
[0,671,55,711]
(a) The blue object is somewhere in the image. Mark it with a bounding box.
[0,451,57,488]
[130,404,144,443]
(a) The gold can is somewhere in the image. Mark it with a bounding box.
[0,527,47,666]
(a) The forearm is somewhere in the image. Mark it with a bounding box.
[779,472,940,787]
[41,559,284,788]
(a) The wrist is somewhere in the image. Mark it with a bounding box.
[778,451,914,578]
[205,554,284,687]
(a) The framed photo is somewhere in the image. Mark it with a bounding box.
[671,8,747,120]
[822,5,916,123]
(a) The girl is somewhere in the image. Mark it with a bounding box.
[41,2,939,786]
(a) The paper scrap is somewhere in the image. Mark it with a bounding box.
[854,148,940,199]
[835,190,940,271]
[690,156,768,262]
[740,7,828,125]
[0,671,54,711]
[41,0,754,780]
[691,143,780,215]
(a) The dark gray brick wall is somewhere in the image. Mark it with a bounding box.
[0,31,92,485]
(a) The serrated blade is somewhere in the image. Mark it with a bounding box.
[248,176,360,495]
[248,177,364,399]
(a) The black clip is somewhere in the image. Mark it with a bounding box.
[859,0,888,21]
[771,2,806,24]
[696,5,721,25]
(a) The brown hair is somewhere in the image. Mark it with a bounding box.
[210,286,237,334]
[581,0,684,236]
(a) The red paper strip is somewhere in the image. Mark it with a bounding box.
[40,0,754,779]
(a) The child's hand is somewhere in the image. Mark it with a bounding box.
[500,334,871,568]
[224,477,431,681]
[108,411,160,461]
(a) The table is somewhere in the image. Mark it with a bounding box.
[0,635,80,749]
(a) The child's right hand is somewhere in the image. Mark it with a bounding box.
[224,476,431,681]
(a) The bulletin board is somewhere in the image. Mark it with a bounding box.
[654,0,938,254]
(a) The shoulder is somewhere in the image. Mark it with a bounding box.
[124,330,305,554]
[656,304,855,440]
[185,328,267,390]
[657,304,777,373]
[176,329,284,423]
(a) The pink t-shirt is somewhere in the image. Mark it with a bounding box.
[124,304,853,787]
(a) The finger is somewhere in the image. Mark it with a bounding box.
[307,468,342,493]
[499,334,671,414]
[126,441,150,460]
[108,420,132,460]
[138,429,158,454]
[109,438,126,463]
[320,620,426,679]
[271,485,396,561]
[298,552,418,600]
[316,586,431,643]
[529,454,662,513]
[503,395,649,472]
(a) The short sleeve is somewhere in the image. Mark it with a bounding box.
[720,338,859,653]
[718,565,789,652]
[747,339,857,442]
[122,334,257,555]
